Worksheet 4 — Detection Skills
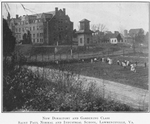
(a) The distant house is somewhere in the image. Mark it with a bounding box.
[123,29,134,44]
[76,19,93,46]
[110,37,118,44]
[129,28,144,37]
[102,32,123,44]
[123,35,133,44]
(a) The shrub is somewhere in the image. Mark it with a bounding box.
[3,63,136,112]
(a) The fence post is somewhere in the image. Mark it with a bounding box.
[42,53,43,62]
[60,53,61,61]
[54,52,55,61]
[67,53,68,61]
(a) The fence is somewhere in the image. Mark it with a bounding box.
[23,48,137,63]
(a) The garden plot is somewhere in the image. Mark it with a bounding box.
[27,66,149,111]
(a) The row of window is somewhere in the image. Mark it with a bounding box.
[55,19,68,24]
[17,19,42,25]
[32,33,43,37]
[15,26,43,33]
[32,38,43,43]
[15,33,43,39]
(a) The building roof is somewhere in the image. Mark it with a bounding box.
[129,28,143,34]
[103,33,118,39]
[31,11,55,18]
[79,19,90,22]
[76,30,93,34]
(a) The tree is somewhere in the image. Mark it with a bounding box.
[91,23,108,32]
[135,29,145,44]
[91,23,107,43]
[27,30,32,43]
[117,33,123,42]
[3,18,16,57]
[22,30,31,44]
[144,32,149,45]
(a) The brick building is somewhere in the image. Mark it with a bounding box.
[8,7,73,45]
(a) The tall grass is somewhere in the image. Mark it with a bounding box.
[3,57,137,112]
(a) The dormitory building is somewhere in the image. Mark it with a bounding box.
[7,7,73,45]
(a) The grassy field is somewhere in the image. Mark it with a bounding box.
[44,55,148,90]
[17,44,148,90]
[15,44,124,56]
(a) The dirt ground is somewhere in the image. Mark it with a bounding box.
[28,66,149,111]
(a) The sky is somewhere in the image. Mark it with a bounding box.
[2,2,149,33]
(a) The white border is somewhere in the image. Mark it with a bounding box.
[0,1,150,124]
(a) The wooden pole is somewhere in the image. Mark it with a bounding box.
[42,53,43,62]
[60,53,61,61]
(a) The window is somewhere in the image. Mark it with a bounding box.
[40,39,43,42]
[37,39,39,42]
[87,38,90,44]
[30,27,32,31]
[37,33,39,37]
[80,38,82,44]
[33,34,35,37]
[22,28,24,32]
[19,28,21,32]
[61,19,63,23]
[65,19,68,23]
[33,39,35,43]
[37,26,39,30]
[40,33,43,37]
[33,26,35,30]
[15,28,18,32]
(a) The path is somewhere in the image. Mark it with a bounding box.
[28,66,149,111]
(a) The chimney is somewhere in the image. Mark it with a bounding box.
[114,31,119,35]
[124,30,128,36]
[55,7,58,14]
[16,14,19,19]
[63,8,66,15]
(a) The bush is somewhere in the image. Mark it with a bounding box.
[3,63,136,112]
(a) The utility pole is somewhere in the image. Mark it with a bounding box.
[133,35,136,55]
[47,21,49,44]
[71,38,73,58]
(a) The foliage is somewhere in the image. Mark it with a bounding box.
[3,18,16,57]
[3,61,136,111]
[22,30,32,44]
[117,33,123,42]
[135,29,145,44]
[91,23,108,32]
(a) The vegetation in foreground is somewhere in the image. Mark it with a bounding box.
[3,60,140,112]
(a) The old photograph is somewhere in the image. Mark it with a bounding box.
[2,2,149,112]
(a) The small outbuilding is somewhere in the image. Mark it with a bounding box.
[76,19,93,46]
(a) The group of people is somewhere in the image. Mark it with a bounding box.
[100,57,137,72]
[54,56,147,73]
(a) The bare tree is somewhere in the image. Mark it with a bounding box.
[91,23,108,32]
[91,24,108,43]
